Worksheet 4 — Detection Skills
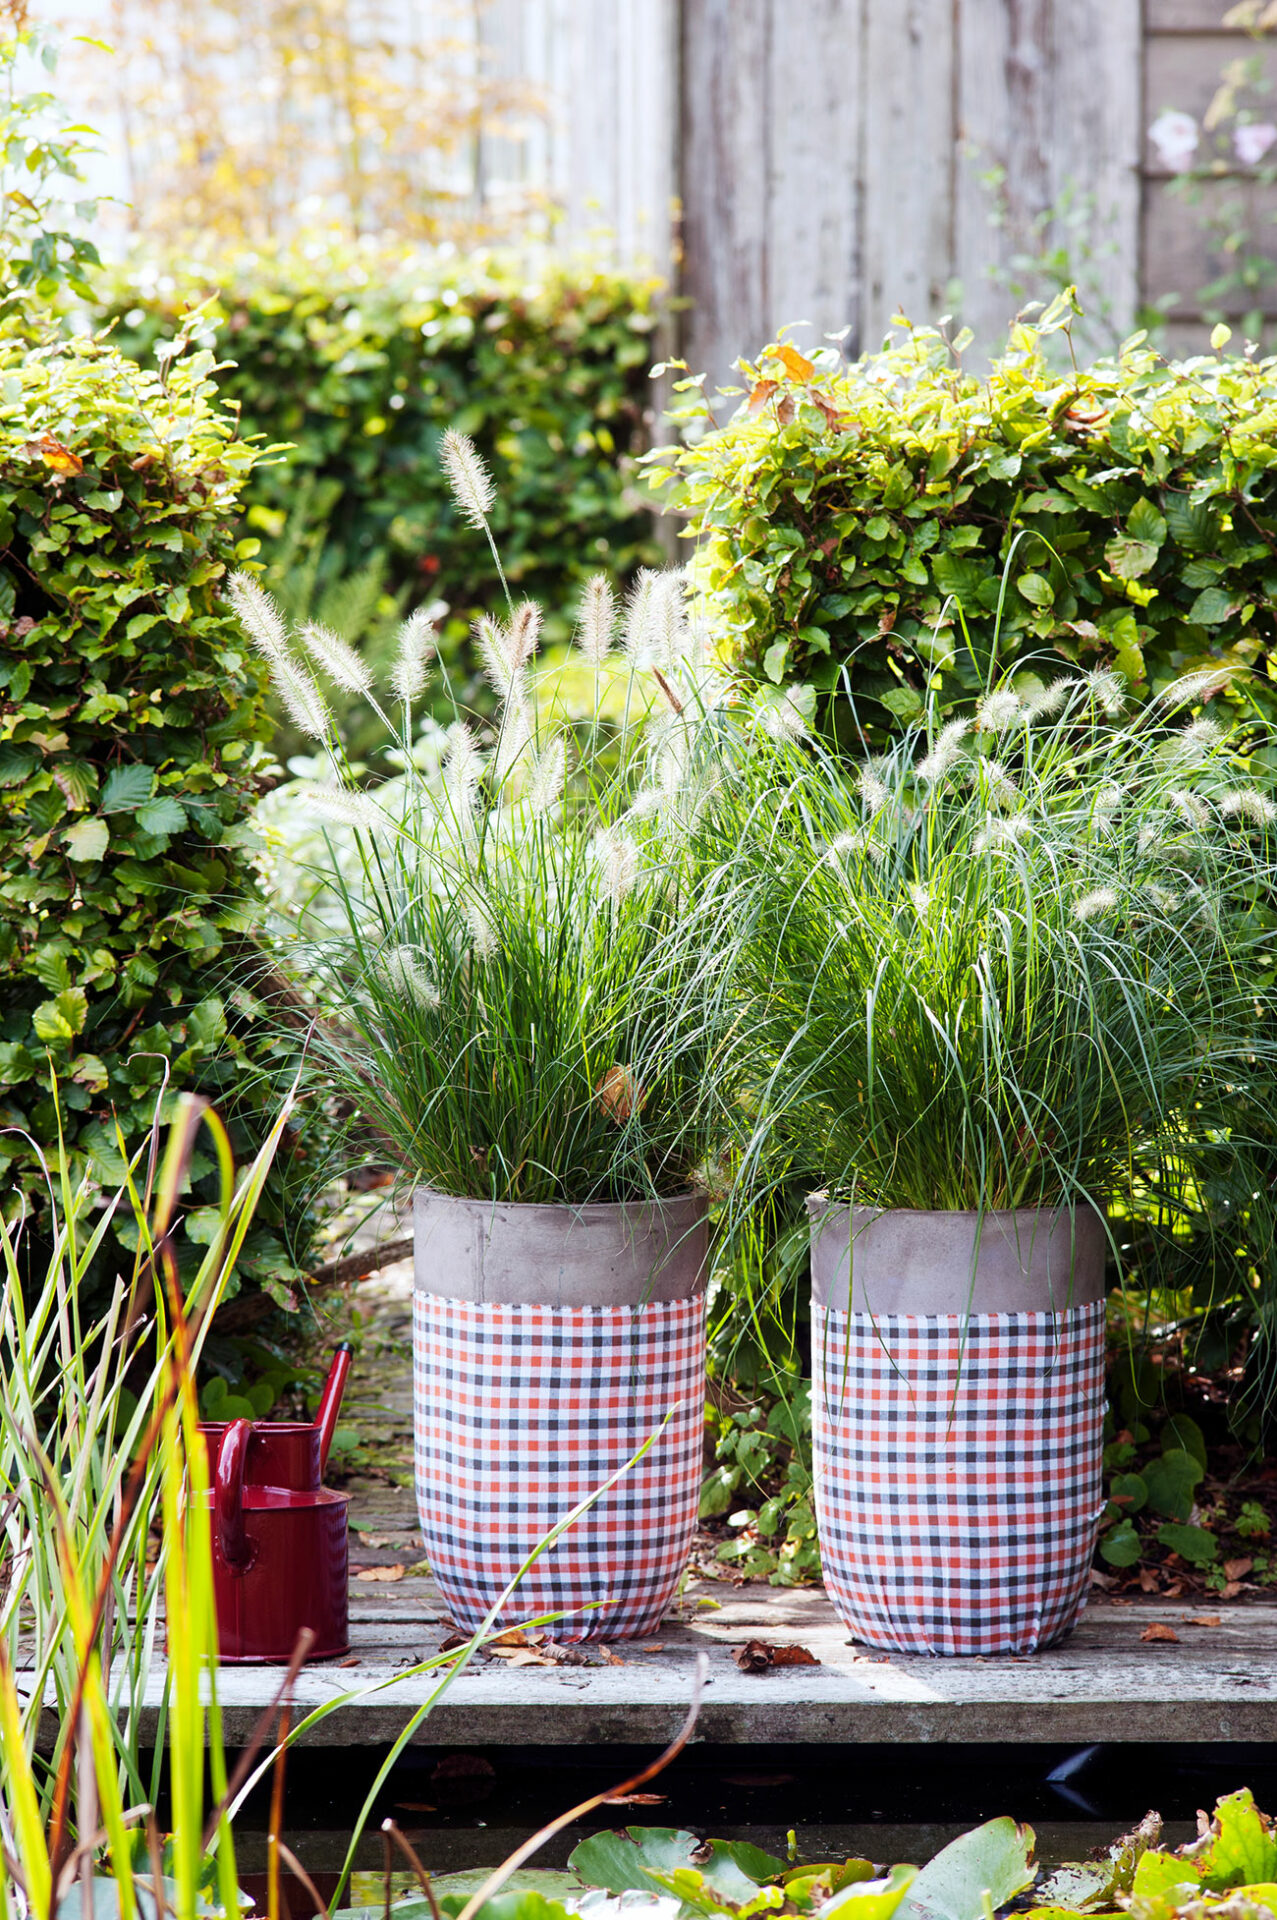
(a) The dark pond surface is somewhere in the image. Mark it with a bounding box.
[217,1740,1277,1875]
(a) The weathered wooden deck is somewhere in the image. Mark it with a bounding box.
[206,1575,1272,1749]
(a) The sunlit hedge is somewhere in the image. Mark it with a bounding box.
[654,298,1277,741]
[0,323,316,1310]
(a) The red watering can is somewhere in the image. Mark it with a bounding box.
[198,1344,353,1665]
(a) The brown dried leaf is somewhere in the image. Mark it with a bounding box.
[639,1643,666,1652]
[733,1638,774,1673]
[491,1627,534,1647]
[597,1645,626,1666]
[1184,1614,1222,1628]
[601,1792,667,1806]
[354,1563,406,1582]
[1140,1623,1180,1643]
[1138,1567,1161,1593]
[1225,1556,1254,1581]
[595,1063,643,1124]
[747,379,778,415]
[776,396,796,427]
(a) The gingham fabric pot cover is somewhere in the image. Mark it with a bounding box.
[413,1293,705,1639]
[812,1299,1106,1655]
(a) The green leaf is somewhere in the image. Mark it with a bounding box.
[1142,1448,1204,1523]
[898,1819,1037,1920]
[824,1865,919,1920]
[568,1829,783,1903]
[100,764,156,812]
[762,640,789,684]
[136,795,187,837]
[880,686,925,723]
[1127,498,1168,546]
[1104,536,1159,582]
[1161,1414,1207,1470]
[699,1467,736,1519]
[1155,1521,1218,1567]
[32,988,88,1044]
[0,742,39,787]
[63,817,109,863]
[1187,587,1236,627]
[1099,1518,1142,1567]
[1017,571,1054,608]
[1109,1473,1148,1515]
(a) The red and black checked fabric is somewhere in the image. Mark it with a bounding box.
[413,1294,705,1641]
[812,1300,1106,1656]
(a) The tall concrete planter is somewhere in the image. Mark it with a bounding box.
[809,1202,1107,1657]
[412,1189,707,1641]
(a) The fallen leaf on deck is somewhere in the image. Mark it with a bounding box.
[494,1647,558,1667]
[438,1632,470,1652]
[1140,1624,1180,1643]
[1222,1581,1244,1599]
[597,1645,625,1666]
[337,1656,362,1667]
[601,1792,667,1805]
[355,1564,406,1582]
[639,1643,665,1652]
[1225,1556,1254,1581]
[1184,1614,1222,1627]
[732,1638,820,1673]
[491,1627,535,1647]
[1138,1567,1160,1593]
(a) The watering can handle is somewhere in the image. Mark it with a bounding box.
[215,1419,253,1571]
[315,1342,353,1474]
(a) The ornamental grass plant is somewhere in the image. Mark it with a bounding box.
[689,666,1277,1271]
[232,433,724,1207]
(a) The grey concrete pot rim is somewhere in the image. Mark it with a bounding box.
[413,1185,705,1218]
[806,1195,1105,1225]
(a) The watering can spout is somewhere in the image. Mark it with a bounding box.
[315,1342,353,1472]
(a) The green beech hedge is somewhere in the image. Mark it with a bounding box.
[653,298,1277,740]
[103,245,666,651]
[0,323,315,1312]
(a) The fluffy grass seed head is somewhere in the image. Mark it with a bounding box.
[443,721,484,805]
[1168,787,1211,830]
[493,697,534,785]
[299,621,375,697]
[916,717,970,784]
[826,827,884,865]
[506,600,542,671]
[1024,679,1070,721]
[590,826,640,910]
[907,882,930,922]
[757,691,809,741]
[1073,886,1119,922]
[975,688,1023,733]
[971,811,1032,853]
[464,892,499,959]
[296,783,391,835]
[623,568,661,662]
[576,573,617,667]
[227,569,289,662]
[1152,667,1231,712]
[378,944,441,1011]
[476,615,520,701]
[390,607,437,704]
[273,657,333,742]
[1083,667,1127,718]
[1222,787,1277,826]
[441,428,495,530]
[526,734,568,817]
[857,764,891,815]
[650,571,689,671]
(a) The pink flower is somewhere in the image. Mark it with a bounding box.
[1149,109,1200,172]
[1235,121,1277,167]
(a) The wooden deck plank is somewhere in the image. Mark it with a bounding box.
[61,1578,1277,1751]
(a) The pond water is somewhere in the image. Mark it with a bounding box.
[220,1739,1277,1879]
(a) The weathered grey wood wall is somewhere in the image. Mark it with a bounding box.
[437,1,1272,389]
